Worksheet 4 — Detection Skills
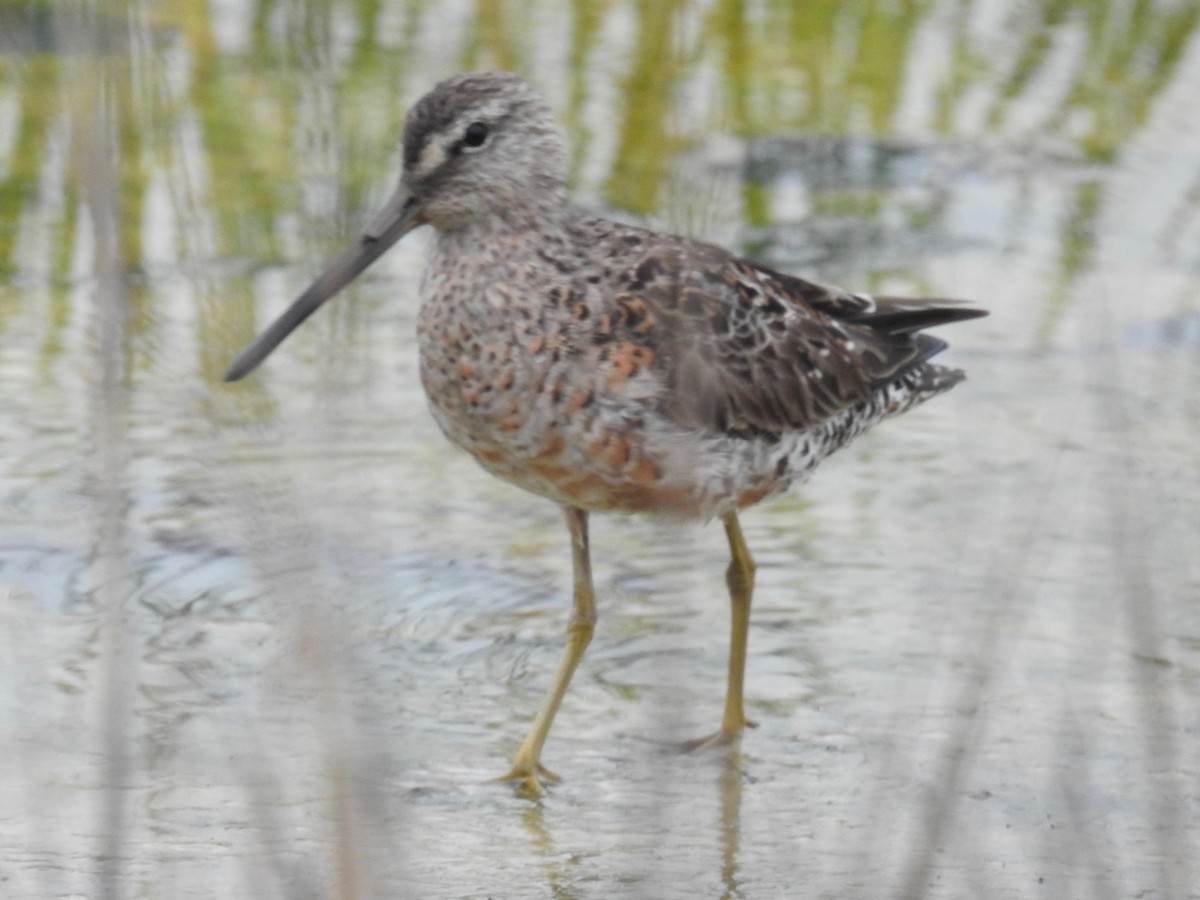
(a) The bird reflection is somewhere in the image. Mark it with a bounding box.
[519,802,583,900]
[719,742,748,900]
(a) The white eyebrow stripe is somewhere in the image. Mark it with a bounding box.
[412,141,448,179]
[409,98,514,178]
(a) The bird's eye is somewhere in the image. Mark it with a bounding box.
[462,122,489,149]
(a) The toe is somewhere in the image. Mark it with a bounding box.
[494,759,561,797]
[682,719,755,752]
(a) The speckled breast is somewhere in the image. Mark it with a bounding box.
[414,239,691,515]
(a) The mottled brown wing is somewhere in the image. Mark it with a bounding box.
[615,240,981,437]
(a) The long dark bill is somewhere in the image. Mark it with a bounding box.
[224,184,423,382]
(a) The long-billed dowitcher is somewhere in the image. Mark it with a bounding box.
[226,71,986,797]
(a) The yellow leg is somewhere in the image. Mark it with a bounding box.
[498,506,596,797]
[686,511,758,749]
[721,511,757,734]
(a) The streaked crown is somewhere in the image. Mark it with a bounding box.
[401,71,568,231]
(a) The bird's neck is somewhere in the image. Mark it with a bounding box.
[431,199,570,256]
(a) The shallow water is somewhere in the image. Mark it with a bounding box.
[1,2,1198,898]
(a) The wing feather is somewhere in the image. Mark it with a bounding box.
[606,239,984,438]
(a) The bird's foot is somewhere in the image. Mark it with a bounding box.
[494,760,561,799]
[681,718,758,752]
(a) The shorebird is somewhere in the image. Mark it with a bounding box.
[226,71,985,797]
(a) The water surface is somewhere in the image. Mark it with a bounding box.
[1,2,1197,898]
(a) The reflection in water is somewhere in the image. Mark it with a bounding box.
[718,743,746,900]
[603,0,688,214]
[740,134,965,275]
[521,802,582,900]
[71,9,139,897]
[0,5,131,57]
[1,0,1198,897]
